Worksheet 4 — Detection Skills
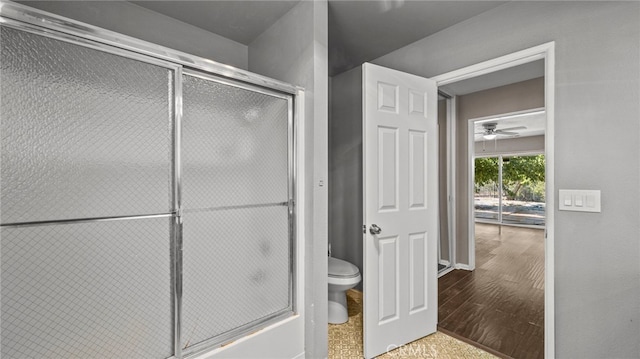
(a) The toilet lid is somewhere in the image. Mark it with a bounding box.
[328,257,360,278]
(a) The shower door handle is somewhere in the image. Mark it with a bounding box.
[369,224,382,235]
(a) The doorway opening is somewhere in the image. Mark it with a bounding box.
[327,43,555,359]
[432,42,555,358]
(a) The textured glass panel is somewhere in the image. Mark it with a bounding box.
[181,206,290,348]
[0,218,173,358]
[0,26,173,224]
[182,75,289,209]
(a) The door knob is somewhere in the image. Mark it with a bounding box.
[369,224,382,235]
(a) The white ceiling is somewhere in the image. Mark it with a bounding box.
[130,1,546,137]
[328,0,506,75]
[131,1,507,76]
[130,1,542,95]
[131,1,300,44]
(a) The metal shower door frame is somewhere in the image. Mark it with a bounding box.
[0,2,299,95]
[177,68,297,358]
[0,2,300,358]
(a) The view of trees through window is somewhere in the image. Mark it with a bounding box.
[474,154,545,226]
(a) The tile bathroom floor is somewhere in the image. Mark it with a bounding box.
[328,290,498,359]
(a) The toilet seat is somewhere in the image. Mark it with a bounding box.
[328,257,360,278]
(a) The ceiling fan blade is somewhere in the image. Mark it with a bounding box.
[497,126,527,132]
[496,131,520,136]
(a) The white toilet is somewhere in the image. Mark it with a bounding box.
[328,257,361,324]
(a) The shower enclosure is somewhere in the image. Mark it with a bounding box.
[0,4,301,358]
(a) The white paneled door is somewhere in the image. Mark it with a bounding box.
[363,63,438,358]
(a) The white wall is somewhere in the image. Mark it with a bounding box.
[18,1,248,69]
[249,1,329,358]
[374,2,640,357]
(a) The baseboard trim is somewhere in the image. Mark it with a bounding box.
[438,327,512,359]
[454,263,473,271]
[437,266,455,278]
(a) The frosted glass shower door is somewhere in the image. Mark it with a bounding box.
[0,219,174,359]
[0,26,174,224]
[0,25,176,358]
[180,71,294,351]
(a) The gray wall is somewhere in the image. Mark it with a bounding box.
[374,2,640,357]
[328,65,363,289]
[456,77,545,264]
[18,1,248,69]
[248,1,329,357]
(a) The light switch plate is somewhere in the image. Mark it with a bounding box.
[559,189,601,212]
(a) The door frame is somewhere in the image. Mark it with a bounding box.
[437,93,457,277]
[430,41,555,359]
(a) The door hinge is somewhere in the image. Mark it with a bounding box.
[363,224,366,234]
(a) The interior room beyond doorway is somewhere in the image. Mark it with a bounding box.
[438,223,544,358]
[435,52,549,358]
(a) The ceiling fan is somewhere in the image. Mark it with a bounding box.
[476,123,526,140]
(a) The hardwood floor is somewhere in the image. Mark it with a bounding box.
[438,223,544,359]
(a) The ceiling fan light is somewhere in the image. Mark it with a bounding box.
[483,134,497,140]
